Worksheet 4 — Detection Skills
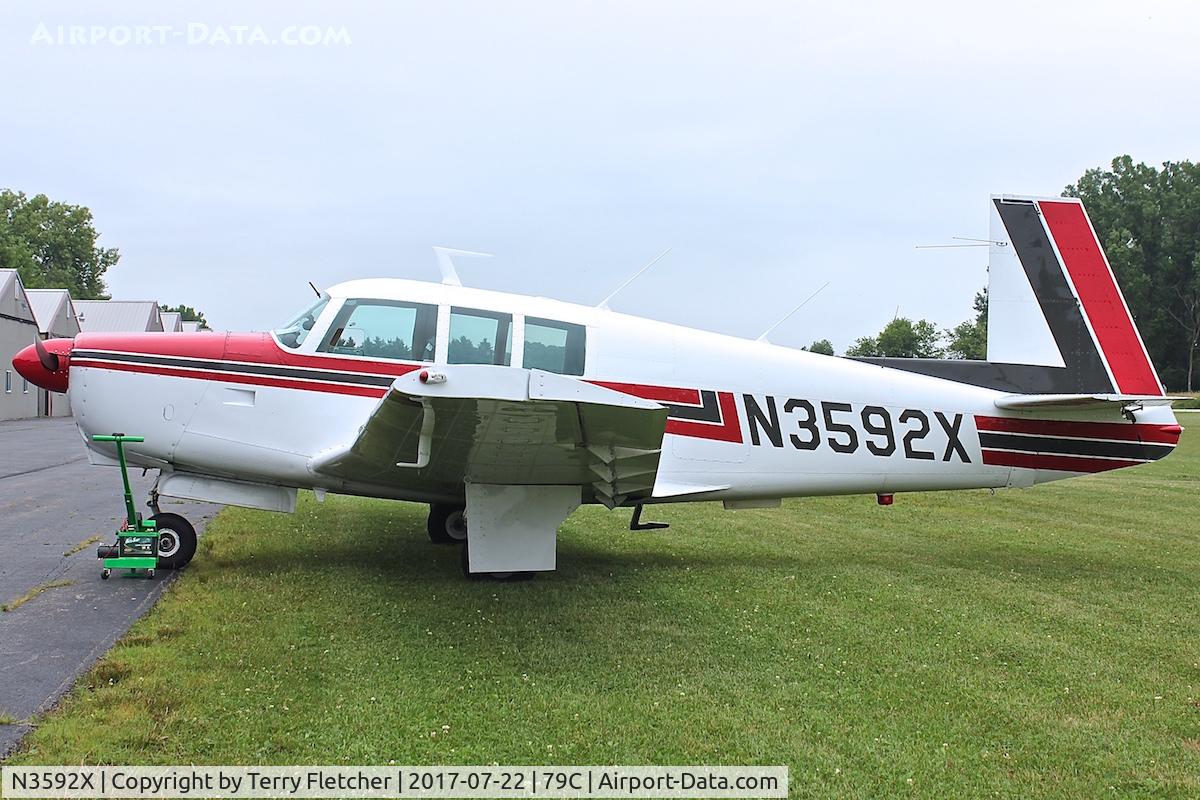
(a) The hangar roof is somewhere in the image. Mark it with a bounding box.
[75,300,164,332]
[160,311,183,332]
[26,289,80,337]
[0,269,36,326]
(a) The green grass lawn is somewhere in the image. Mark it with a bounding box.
[5,434,1199,798]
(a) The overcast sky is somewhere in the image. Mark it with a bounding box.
[4,1,1198,350]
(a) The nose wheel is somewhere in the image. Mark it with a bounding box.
[150,512,197,570]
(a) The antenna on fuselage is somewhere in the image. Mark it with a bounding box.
[307,281,321,297]
[755,281,830,343]
[914,235,1005,249]
[433,247,493,287]
[596,248,671,310]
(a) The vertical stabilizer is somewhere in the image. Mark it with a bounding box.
[858,196,1166,396]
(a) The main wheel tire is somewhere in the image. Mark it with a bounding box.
[150,512,197,570]
[427,504,468,544]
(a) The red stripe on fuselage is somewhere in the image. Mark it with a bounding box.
[1039,201,1162,395]
[71,358,391,398]
[666,392,744,443]
[975,415,1181,445]
[76,332,422,378]
[592,381,702,405]
[593,380,743,443]
[981,449,1143,473]
[72,338,746,443]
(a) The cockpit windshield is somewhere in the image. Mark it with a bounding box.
[274,295,329,349]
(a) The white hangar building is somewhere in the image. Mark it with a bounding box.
[0,270,40,421]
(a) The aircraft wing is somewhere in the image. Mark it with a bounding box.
[993,393,1185,411]
[311,366,668,508]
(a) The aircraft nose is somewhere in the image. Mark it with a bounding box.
[12,338,74,393]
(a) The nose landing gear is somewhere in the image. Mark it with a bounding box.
[149,512,197,570]
[93,434,197,580]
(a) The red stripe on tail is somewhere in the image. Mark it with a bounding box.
[1038,201,1162,395]
[975,415,1182,445]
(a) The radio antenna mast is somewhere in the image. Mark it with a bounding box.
[433,247,493,287]
[756,282,830,343]
[597,248,671,309]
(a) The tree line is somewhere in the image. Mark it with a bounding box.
[814,288,988,362]
[0,189,209,327]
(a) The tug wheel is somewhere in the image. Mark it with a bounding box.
[150,512,197,570]
[101,569,111,580]
[427,504,468,544]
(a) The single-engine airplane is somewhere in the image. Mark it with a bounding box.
[13,196,1184,579]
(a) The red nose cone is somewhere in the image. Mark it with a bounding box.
[13,338,74,393]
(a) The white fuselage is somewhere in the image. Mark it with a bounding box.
[67,278,1179,507]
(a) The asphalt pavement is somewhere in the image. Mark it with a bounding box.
[0,417,219,758]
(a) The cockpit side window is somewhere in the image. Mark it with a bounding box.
[318,299,437,362]
[524,317,586,375]
[274,296,330,349]
[448,308,512,366]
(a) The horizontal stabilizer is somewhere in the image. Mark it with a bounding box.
[994,393,1187,411]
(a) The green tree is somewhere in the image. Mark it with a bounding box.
[845,318,943,358]
[0,189,117,299]
[160,304,210,330]
[845,335,879,357]
[802,339,835,356]
[1066,156,1200,390]
[945,287,988,360]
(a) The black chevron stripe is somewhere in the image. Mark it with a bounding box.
[665,390,723,424]
[977,431,1173,462]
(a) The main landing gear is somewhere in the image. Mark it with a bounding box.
[426,503,468,544]
[426,503,535,582]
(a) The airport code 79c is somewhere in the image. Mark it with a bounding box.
[742,396,971,463]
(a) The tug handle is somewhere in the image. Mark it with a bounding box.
[92,433,143,526]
